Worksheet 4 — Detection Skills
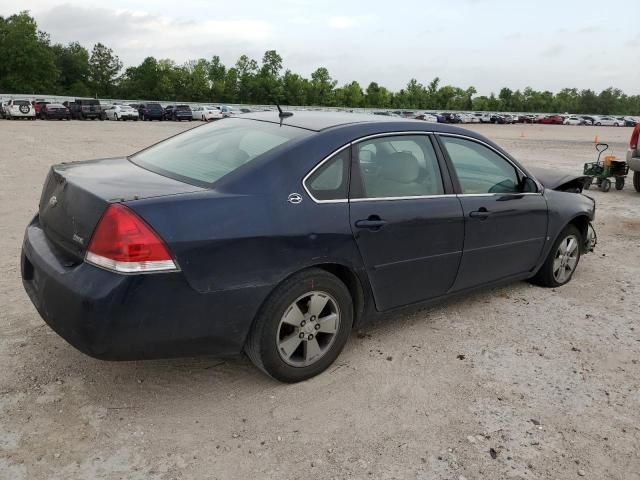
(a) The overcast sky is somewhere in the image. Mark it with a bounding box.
[3,0,639,95]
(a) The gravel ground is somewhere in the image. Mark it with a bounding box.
[1,119,639,480]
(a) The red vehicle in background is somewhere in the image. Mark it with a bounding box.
[32,100,50,116]
[538,115,564,125]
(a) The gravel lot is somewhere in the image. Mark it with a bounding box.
[1,120,639,480]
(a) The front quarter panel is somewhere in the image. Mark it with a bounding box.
[539,189,595,260]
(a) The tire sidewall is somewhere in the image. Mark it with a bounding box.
[252,270,353,382]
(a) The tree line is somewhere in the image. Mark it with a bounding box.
[1,11,639,115]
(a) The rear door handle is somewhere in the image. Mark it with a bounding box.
[355,216,387,230]
[469,207,490,219]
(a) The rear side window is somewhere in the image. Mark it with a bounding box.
[353,135,444,198]
[131,118,310,187]
[440,136,520,194]
[305,149,349,201]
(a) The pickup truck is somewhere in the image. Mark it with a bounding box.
[64,99,104,120]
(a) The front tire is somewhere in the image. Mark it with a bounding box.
[615,177,625,190]
[245,268,353,383]
[531,225,582,288]
[600,178,611,192]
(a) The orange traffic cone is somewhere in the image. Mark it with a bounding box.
[593,135,599,144]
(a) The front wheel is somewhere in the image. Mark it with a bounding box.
[530,225,582,287]
[615,177,625,190]
[596,122,601,126]
[245,268,353,383]
[634,171,640,193]
[600,178,611,192]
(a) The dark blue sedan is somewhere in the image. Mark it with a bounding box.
[21,111,596,382]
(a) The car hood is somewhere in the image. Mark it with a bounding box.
[528,167,590,191]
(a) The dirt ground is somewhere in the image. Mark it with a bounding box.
[1,119,639,480]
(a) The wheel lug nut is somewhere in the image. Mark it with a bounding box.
[307,334,313,340]
[299,333,305,339]
[300,320,306,327]
[314,324,320,330]
[310,316,316,321]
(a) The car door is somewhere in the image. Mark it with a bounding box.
[436,134,548,291]
[348,134,464,311]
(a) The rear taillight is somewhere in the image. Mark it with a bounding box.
[85,204,178,273]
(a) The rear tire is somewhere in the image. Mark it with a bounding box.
[245,268,353,383]
[615,177,625,190]
[530,225,582,288]
[600,178,611,192]
[634,171,640,193]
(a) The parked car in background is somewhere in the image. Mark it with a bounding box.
[538,115,564,125]
[517,115,536,123]
[625,117,639,127]
[472,112,491,123]
[167,104,192,121]
[105,105,139,121]
[20,111,597,382]
[192,105,225,121]
[490,114,506,124]
[138,103,164,121]
[219,105,236,117]
[66,99,104,120]
[563,116,585,126]
[32,100,49,116]
[39,103,70,120]
[4,99,36,120]
[414,112,438,122]
[594,116,621,127]
[580,116,595,125]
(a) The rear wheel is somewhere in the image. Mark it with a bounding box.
[530,225,582,287]
[615,177,625,190]
[600,178,611,192]
[634,171,640,193]
[245,268,353,383]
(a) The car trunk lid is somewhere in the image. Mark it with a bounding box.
[38,157,205,260]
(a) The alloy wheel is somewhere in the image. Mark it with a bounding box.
[553,234,579,283]
[276,291,340,367]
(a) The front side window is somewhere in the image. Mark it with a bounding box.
[131,118,310,187]
[353,135,444,198]
[305,149,349,201]
[440,136,521,194]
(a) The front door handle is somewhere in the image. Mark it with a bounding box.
[469,207,490,219]
[355,216,387,230]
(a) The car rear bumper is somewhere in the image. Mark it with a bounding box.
[21,215,270,360]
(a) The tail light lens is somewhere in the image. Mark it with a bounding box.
[86,204,178,273]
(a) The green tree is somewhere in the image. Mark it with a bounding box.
[308,67,336,105]
[0,11,58,92]
[88,42,122,97]
[52,41,90,95]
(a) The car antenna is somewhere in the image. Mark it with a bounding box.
[276,103,293,118]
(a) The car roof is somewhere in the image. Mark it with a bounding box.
[241,110,435,132]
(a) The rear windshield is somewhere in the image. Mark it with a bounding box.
[146,104,162,110]
[130,118,310,187]
[175,105,190,110]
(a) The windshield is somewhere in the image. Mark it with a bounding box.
[130,118,310,187]
[15,100,30,106]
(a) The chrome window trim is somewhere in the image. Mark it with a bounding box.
[302,130,543,205]
[350,194,457,203]
[436,132,544,194]
[302,143,351,204]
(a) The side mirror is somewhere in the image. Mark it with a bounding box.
[521,177,538,193]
